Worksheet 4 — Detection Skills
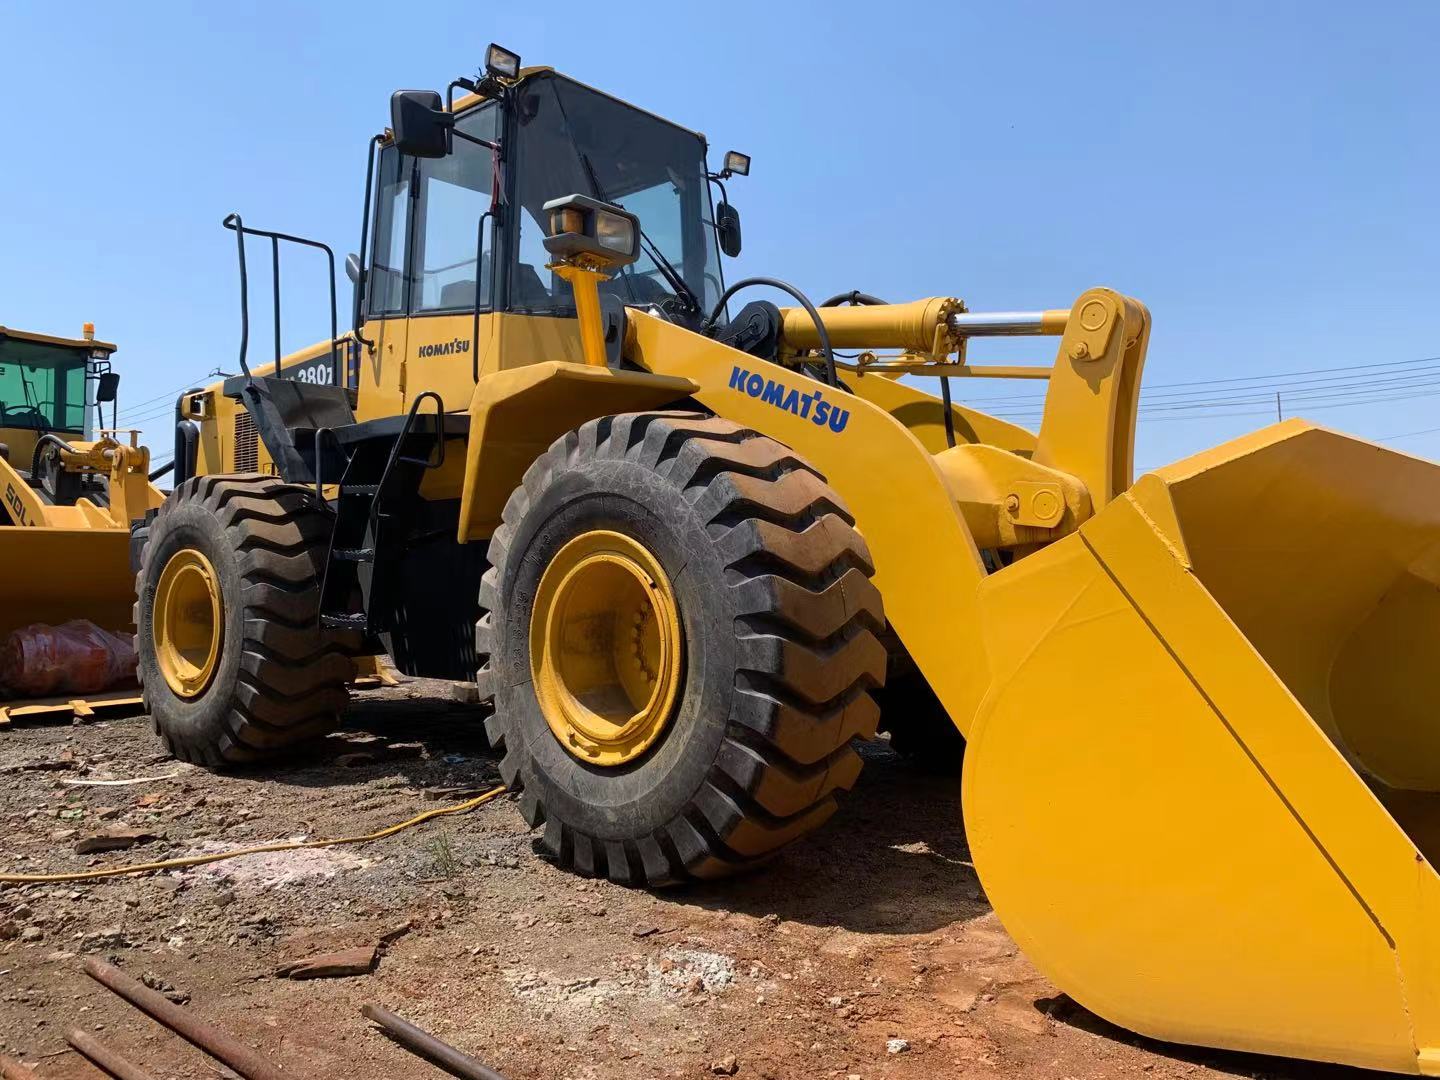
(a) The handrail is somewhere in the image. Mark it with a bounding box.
[370,392,446,531]
[222,213,341,387]
[471,209,494,382]
[351,135,382,351]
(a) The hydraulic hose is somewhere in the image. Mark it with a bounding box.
[30,432,77,481]
[705,277,838,387]
[817,288,956,446]
[819,290,888,308]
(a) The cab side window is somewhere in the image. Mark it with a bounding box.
[413,105,500,314]
[368,145,411,317]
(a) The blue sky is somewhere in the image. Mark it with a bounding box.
[2,1,1437,471]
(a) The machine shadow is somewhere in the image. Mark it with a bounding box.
[260,687,984,937]
[673,740,989,936]
[256,685,504,792]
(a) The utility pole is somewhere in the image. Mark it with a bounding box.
[1275,392,1282,422]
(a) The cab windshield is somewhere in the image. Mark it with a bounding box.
[0,338,88,434]
[511,73,723,315]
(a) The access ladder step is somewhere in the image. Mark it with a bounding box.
[342,484,382,496]
[332,548,375,563]
[320,613,368,631]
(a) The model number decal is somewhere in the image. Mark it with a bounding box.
[289,360,335,385]
[4,483,29,525]
[728,365,850,433]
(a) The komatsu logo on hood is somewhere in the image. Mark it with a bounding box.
[728,366,850,433]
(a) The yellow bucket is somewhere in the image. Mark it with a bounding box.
[965,420,1440,1074]
[0,525,136,640]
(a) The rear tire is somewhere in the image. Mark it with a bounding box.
[134,474,356,768]
[476,411,886,885]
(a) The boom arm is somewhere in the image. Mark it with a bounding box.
[624,287,1151,731]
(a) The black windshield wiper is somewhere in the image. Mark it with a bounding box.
[577,152,701,314]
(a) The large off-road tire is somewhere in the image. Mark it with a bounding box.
[476,411,886,885]
[134,474,356,768]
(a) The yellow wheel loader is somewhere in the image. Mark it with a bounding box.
[136,48,1440,1073]
[0,324,165,724]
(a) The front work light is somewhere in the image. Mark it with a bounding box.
[722,150,751,177]
[542,194,641,271]
[486,43,521,80]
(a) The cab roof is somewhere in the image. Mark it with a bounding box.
[448,66,707,145]
[0,325,117,354]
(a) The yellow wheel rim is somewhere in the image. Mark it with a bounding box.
[153,548,223,699]
[530,530,684,767]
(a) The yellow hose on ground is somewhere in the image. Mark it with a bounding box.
[0,785,508,885]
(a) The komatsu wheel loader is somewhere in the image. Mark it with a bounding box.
[0,323,165,723]
[135,46,1440,1073]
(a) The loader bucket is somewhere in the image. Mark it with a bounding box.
[0,525,142,726]
[0,525,136,640]
[964,419,1440,1074]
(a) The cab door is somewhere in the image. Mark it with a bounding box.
[402,102,502,408]
[354,144,412,423]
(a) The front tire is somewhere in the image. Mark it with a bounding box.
[476,411,886,885]
[134,474,355,768]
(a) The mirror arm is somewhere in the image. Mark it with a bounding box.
[450,127,500,154]
[446,77,480,112]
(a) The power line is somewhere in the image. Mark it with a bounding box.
[958,353,1440,409]
[978,375,1440,424]
[116,376,213,423]
[1374,425,1440,442]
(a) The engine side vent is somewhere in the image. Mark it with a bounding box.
[234,409,258,473]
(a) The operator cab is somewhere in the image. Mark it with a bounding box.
[0,326,118,479]
[367,65,736,332]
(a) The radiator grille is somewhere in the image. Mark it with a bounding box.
[234,409,258,473]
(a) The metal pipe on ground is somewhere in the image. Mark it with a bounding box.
[83,959,287,1080]
[361,1005,509,1080]
[66,1029,160,1080]
[0,1053,37,1079]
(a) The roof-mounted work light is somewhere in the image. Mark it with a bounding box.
[485,43,521,80]
[721,150,751,178]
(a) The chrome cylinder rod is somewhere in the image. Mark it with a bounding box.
[948,310,1068,337]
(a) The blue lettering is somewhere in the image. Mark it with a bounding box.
[727,366,849,435]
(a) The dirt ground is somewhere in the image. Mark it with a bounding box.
[0,678,1383,1080]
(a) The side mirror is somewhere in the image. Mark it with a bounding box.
[390,90,451,159]
[95,371,120,403]
[345,252,362,285]
[716,202,742,258]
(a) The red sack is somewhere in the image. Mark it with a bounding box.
[0,620,139,697]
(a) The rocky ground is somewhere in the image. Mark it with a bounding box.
[0,678,1380,1080]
